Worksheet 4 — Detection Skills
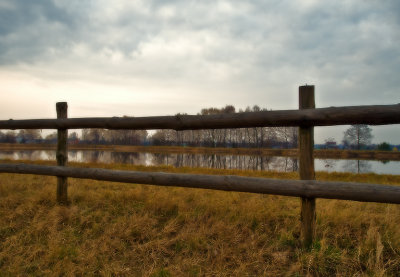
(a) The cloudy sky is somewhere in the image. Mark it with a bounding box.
[0,0,399,143]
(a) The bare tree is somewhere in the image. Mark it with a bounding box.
[276,127,298,148]
[342,125,373,150]
[82,129,104,144]
[17,129,42,143]
[3,131,16,143]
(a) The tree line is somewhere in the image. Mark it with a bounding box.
[0,106,396,150]
[0,105,298,148]
[151,105,298,148]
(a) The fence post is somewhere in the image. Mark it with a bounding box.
[56,102,68,204]
[299,85,316,248]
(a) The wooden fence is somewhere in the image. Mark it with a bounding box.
[1,85,400,247]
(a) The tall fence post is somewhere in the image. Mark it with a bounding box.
[56,102,68,204]
[299,85,316,247]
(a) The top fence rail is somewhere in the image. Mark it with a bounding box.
[1,104,400,130]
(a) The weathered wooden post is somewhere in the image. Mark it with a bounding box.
[56,102,68,204]
[299,85,316,247]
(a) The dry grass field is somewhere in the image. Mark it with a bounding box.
[1,160,400,276]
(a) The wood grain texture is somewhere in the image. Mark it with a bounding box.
[299,85,316,248]
[0,104,399,130]
[56,102,68,205]
[1,163,400,204]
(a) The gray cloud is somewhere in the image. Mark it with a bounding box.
[1,1,398,78]
[0,0,84,63]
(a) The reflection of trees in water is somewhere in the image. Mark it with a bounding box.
[342,160,372,173]
[1,150,397,175]
[290,157,298,171]
[0,151,16,160]
[110,152,142,164]
[81,151,104,163]
[45,150,56,160]
[149,153,298,172]
[0,150,55,161]
[321,159,338,172]
[68,150,78,161]
[269,156,298,172]
[79,151,146,165]
[152,153,169,166]
[16,150,44,160]
[16,150,33,160]
[0,150,301,173]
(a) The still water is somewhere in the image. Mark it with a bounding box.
[0,150,399,175]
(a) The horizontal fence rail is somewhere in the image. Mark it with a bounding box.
[1,104,400,130]
[1,163,400,204]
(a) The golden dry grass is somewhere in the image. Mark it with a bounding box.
[1,160,400,276]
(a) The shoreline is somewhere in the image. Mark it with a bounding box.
[0,143,399,161]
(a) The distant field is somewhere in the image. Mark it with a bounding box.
[0,160,400,275]
[1,143,400,160]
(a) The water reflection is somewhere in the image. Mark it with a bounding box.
[321,159,338,171]
[342,160,372,174]
[148,153,298,172]
[0,150,49,161]
[0,150,398,174]
[0,150,299,172]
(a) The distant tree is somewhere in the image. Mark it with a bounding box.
[151,130,168,145]
[276,127,298,148]
[377,142,392,151]
[151,130,176,146]
[3,131,16,143]
[82,129,105,144]
[342,125,373,150]
[112,129,147,145]
[68,132,80,144]
[145,104,302,148]
[18,129,41,143]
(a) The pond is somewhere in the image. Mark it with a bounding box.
[0,150,399,175]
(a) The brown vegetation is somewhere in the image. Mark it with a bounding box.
[1,160,400,276]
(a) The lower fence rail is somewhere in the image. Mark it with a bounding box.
[1,163,400,204]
